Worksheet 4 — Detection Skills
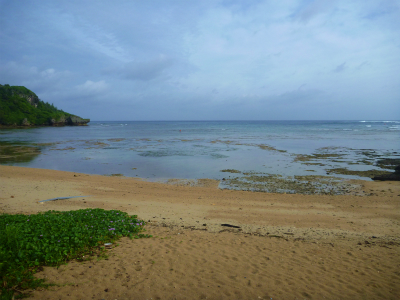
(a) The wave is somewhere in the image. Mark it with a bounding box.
[359,120,400,123]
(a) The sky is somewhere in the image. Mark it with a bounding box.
[0,0,399,121]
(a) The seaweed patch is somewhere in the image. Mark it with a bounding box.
[221,173,363,195]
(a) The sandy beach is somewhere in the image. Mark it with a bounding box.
[1,165,399,299]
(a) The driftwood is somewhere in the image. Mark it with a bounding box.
[221,223,241,228]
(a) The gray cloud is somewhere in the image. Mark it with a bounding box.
[293,0,334,23]
[0,0,399,120]
[333,62,347,73]
[104,56,174,81]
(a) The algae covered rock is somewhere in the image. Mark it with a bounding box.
[372,165,400,181]
[67,115,90,126]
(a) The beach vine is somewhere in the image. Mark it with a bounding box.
[0,208,150,299]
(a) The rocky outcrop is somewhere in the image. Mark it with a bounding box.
[22,118,30,126]
[11,88,40,107]
[0,84,90,126]
[49,115,66,126]
[66,116,90,126]
[372,165,400,181]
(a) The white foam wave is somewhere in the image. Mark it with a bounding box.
[359,120,400,123]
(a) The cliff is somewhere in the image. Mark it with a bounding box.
[0,84,89,126]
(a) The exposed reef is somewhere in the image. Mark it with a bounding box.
[325,168,392,178]
[372,165,400,181]
[220,173,364,195]
[0,141,41,163]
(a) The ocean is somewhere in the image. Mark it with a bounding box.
[1,120,399,194]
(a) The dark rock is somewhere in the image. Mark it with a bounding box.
[66,116,90,126]
[376,159,400,170]
[48,115,90,126]
[372,165,400,181]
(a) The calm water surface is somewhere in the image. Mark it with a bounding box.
[1,120,399,183]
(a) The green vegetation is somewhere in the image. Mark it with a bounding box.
[0,208,150,299]
[293,153,344,162]
[0,84,88,126]
[325,167,392,178]
[220,169,242,173]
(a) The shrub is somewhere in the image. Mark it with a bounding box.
[0,209,150,299]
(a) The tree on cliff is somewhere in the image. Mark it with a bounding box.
[0,84,89,126]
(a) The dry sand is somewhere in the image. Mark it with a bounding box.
[0,165,399,299]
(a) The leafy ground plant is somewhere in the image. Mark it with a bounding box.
[0,208,150,299]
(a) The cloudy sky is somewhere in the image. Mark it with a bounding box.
[1,0,399,121]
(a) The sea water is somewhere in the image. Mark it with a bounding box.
[0,120,399,184]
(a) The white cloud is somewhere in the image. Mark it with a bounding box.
[0,62,72,92]
[76,80,108,94]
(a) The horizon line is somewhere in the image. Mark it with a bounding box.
[88,119,400,122]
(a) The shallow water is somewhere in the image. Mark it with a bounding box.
[1,120,399,190]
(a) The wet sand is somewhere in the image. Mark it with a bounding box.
[1,165,399,299]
